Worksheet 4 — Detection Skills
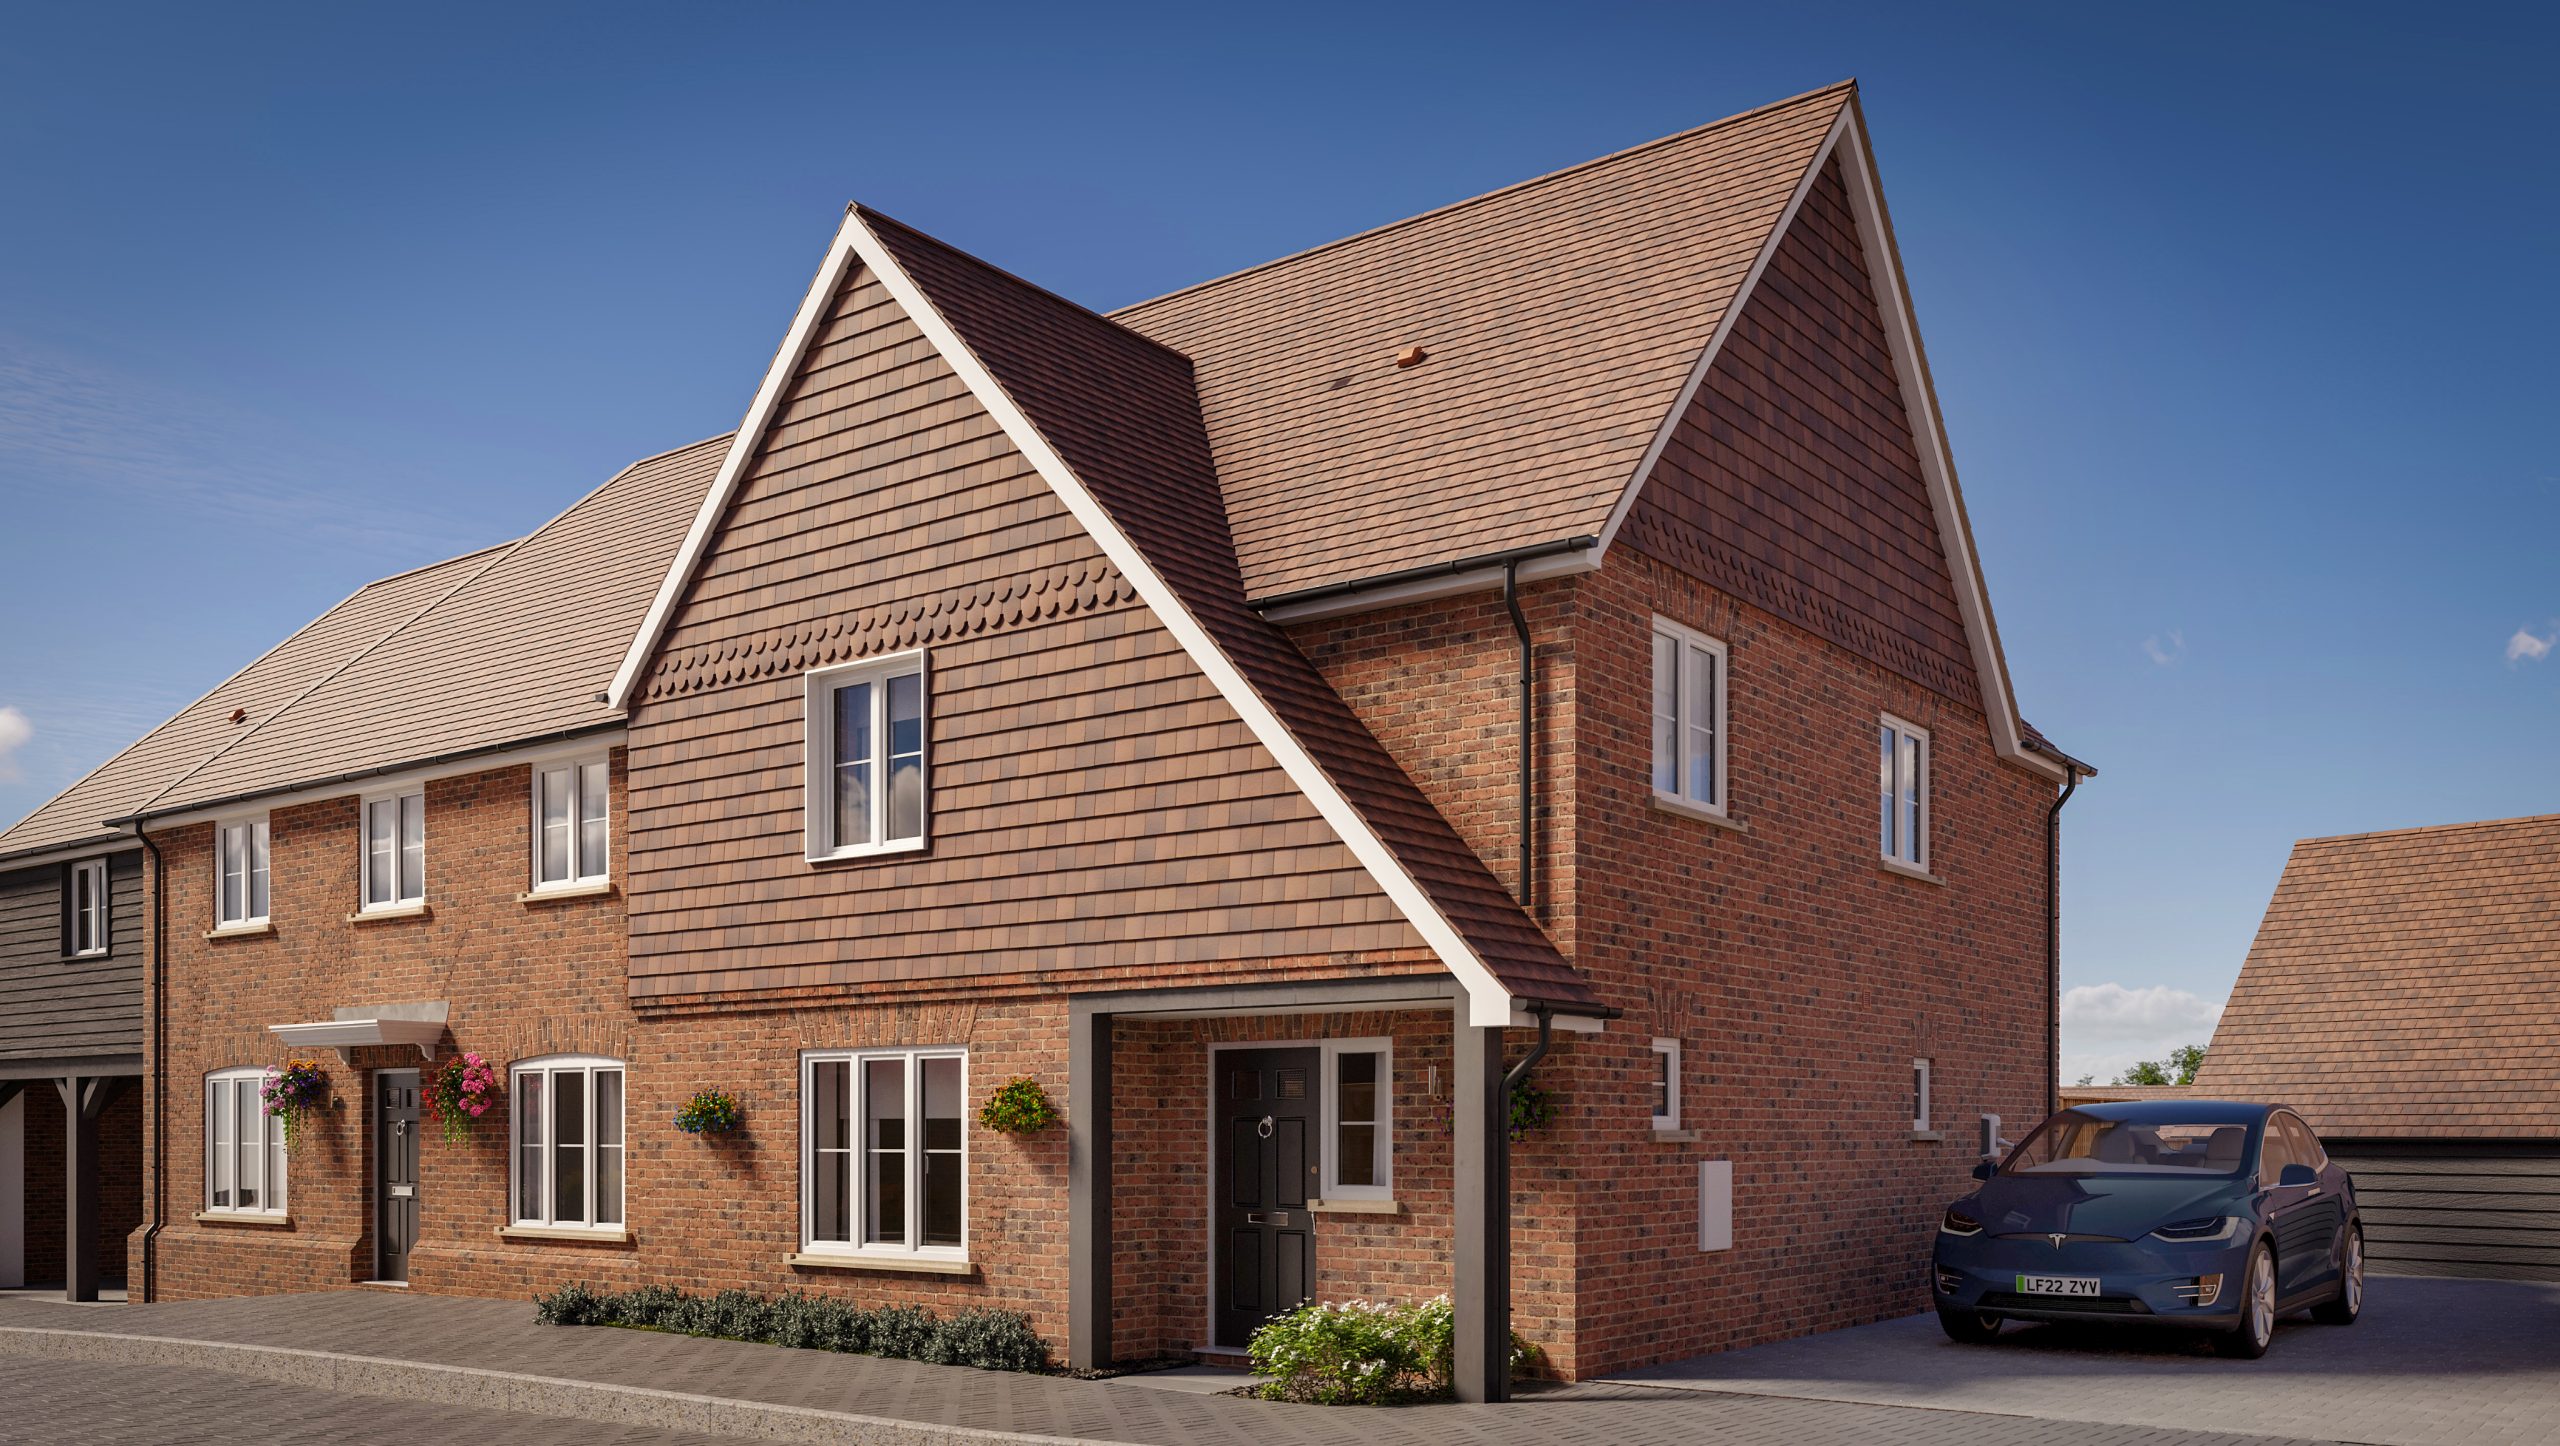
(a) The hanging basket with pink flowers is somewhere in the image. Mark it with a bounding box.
[426,1051,502,1144]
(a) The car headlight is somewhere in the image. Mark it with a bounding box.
[1939,1205,1983,1237]
[2151,1215,2241,1243]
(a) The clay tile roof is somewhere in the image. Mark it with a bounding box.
[2192,813,2560,1140]
[0,436,729,854]
[0,544,503,862]
[865,212,1599,1012]
[1112,81,1854,602]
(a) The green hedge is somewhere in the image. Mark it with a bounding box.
[533,1283,1048,1373]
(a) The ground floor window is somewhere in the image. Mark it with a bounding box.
[206,1067,286,1215]
[802,1047,965,1258]
[512,1056,624,1229]
[1319,1039,1392,1201]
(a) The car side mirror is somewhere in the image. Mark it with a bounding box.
[1971,1161,1996,1181]
[2278,1162,2318,1187]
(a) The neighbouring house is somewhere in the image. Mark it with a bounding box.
[2058,1084,2194,1109]
[2196,813,2560,1282]
[0,80,2087,1391]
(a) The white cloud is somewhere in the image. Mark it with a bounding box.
[2507,625,2555,665]
[2141,629,2185,666]
[2060,982,2224,1086]
[0,707,30,783]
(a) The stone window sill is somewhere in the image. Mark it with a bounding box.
[349,901,432,925]
[194,1210,292,1228]
[498,1224,633,1246]
[1307,1197,1401,1216]
[202,922,275,942]
[785,1251,975,1276]
[517,880,615,905]
[1878,857,1945,886]
[1652,1128,1700,1143]
[1910,1130,1946,1143]
[1650,794,1750,833]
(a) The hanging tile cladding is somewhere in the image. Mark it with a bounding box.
[1620,157,1981,711]
[623,267,1427,1001]
[866,214,1591,1009]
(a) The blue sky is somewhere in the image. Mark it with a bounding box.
[1,3,2552,1081]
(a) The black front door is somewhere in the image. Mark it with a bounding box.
[375,1069,420,1282]
[1213,1047,1319,1348]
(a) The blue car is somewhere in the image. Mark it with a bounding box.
[1932,1100,2363,1358]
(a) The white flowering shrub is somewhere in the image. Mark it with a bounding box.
[1245,1295,1457,1404]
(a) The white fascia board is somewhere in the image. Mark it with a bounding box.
[1828,106,2063,784]
[1255,550,1599,626]
[607,211,867,713]
[837,213,1525,1027]
[130,730,625,832]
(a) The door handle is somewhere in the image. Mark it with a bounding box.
[394,1120,409,1138]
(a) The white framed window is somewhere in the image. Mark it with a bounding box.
[361,789,426,910]
[1649,1037,1682,1131]
[66,858,108,957]
[206,1067,287,1216]
[1878,715,1930,869]
[511,1056,626,1230]
[1320,1038,1392,1202]
[215,815,270,927]
[530,756,610,890]
[1912,1058,1933,1133]
[805,651,929,861]
[801,1046,966,1259]
[1650,617,1728,815]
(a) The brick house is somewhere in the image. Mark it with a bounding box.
[0,80,2086,1393]
[2196,813,2560,1282]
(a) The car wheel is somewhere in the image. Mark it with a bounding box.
[2313,1226,2364,1325]
[2214,1240,2277,1358]
[1937,1307,2002,1343]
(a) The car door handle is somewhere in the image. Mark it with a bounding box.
[2307,1187,2322,1198]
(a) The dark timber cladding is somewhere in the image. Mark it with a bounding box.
[0,854,143,1064]
[624,264,1426,1000]
[2328,1145,2560,1282]
[1622,156,1982,709]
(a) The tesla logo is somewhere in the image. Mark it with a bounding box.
[2049,1233,2068,1248]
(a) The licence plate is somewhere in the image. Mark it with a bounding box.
[2016,1274,2101,1297]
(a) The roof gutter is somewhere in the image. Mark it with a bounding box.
[1253,536,1598,622]
[102,720,626,831]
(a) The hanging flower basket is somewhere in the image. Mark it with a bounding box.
[1443,1079,1556,1144]
[261,1060,329,1152]
[977,1076,1059,1135]
[675,1089,744,1136]
[426,1051,502,1144]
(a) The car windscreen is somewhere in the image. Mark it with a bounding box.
[2001,1114,2250,1176]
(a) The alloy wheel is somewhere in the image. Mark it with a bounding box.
[2248,1246,2275,1347]
[2343,1231,2363,1314]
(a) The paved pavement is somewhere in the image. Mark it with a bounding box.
[1611,1275,2560,1446]
[0,1280,2543,1445]
[0,1353,735,1445]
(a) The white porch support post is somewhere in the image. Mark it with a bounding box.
[1451,1013,1510,1403]
[1067,998,1113,1372]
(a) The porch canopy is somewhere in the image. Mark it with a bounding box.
[266,1001,448,1063]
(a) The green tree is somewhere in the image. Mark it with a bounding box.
[2167,1043,2206,1085]
[2115,1044,2206,1088]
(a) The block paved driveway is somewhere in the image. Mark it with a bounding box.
[1609,1276,2560,1446]
[3,1279,2550,1445]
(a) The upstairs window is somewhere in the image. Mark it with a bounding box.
[216,816,270,927]
[806,652,928,860]
[361,790,426,910]
[531,757,609,890]
[1650,618,1727,816]
[206,1066,287,1216]
[1878,716,1930,870]
[65,858,108,957]
[1650,1037,1682,1131]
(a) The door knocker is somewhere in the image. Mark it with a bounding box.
[1257,1114,1275,1139]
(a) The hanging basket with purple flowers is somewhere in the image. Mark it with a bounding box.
[426,1051,502,1144]
[261,1060,329,1152]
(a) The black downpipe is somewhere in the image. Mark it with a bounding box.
[1502,560,1536,918]
[2044,766,2080,1118]
[1504,1005,1555,1094]
[134,823,165,1303]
